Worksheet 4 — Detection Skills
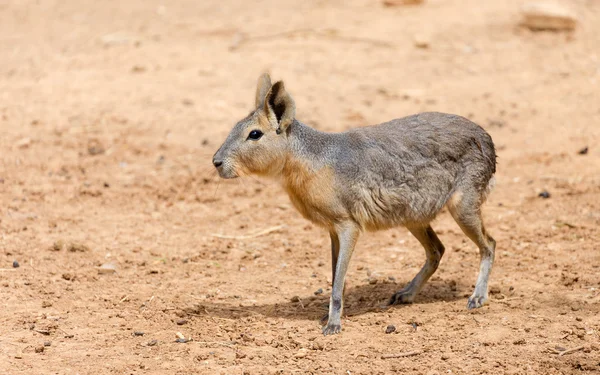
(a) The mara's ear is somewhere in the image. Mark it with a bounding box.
[255,73,272,108]
[263,81,296,134]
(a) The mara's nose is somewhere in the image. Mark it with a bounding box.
[213,159,223,168]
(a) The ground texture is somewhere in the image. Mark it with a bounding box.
[1,0,599,374]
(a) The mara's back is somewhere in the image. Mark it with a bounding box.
[330,112,496,230]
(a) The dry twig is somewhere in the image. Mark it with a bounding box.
[210,225,286,239]
[555,346,585,356]
[381,350,423,359]
[229,29,393,51]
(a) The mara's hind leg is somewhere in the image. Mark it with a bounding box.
[447,191,496,309]
[390,225,445,305]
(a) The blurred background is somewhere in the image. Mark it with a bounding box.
[1,0,599,373]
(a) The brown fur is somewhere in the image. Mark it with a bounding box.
[282,159,345,228]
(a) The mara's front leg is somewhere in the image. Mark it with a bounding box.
[322,221,360,335]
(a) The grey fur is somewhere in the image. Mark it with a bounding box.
[213,75,497,335]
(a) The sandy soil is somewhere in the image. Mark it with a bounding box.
[1,0,599,374]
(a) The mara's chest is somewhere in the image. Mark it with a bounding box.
[281,164,346,228]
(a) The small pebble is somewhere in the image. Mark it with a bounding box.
[35,345,44,353]
[175,338,190,343]
[12,260,19,268]
[98,263,116,275]
[290,296,300,303]
[176,319,188,326]
[44,341,51,347]
[385,325,396,334]
[41,301,52,308]
[314,288,323,295]
[538,191,550,199]
[133,331,145,336]
[68,242,90,252]
[294,348,308,358]
[147,339,158,346]
[175,332,185,339]
[578,146,588,155]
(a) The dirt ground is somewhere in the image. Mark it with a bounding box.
[1,0,599,374]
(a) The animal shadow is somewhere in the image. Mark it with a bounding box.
[183,279,468,322]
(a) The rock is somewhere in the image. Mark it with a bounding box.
[383,0,424,6]
[385,325,396,334]
[35,345,44,353]
[314,288,323,295]
[68,242,90,252]
[98,263,116,275]
[294,348,309,358]
[16,137,31,149]
[42,301,53,308]
[133,331,145,336]
[12,260,19,268]
[290,296,300,303]
[49,240,65,251]
[175,338,190,343]
[176,319,188,326]
[489,285,501,295]
[578,146,588,155]
[87,139,105,155]
[413,34,430,49]
[131,65,146,73]
[62,273,72,281]
[147,339,158,346]
[521,3,577,31]
[312,340,325,351]
[44,341,51,347]
[175,332,185,339]
[538,190,551,199]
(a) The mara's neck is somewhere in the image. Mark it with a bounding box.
[284,120,333,171]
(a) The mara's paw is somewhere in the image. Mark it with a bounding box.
[389,290,415,305]
[322,323,341,336]
[467,294,488,310]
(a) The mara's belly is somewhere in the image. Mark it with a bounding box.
[348,184,453,230]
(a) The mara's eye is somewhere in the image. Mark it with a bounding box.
[247,129,263,140]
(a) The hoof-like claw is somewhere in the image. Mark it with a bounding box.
[389,290,415,305]
[467,295,487,310]
[322,323,341,335]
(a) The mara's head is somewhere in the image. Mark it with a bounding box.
[212,73,296,179]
